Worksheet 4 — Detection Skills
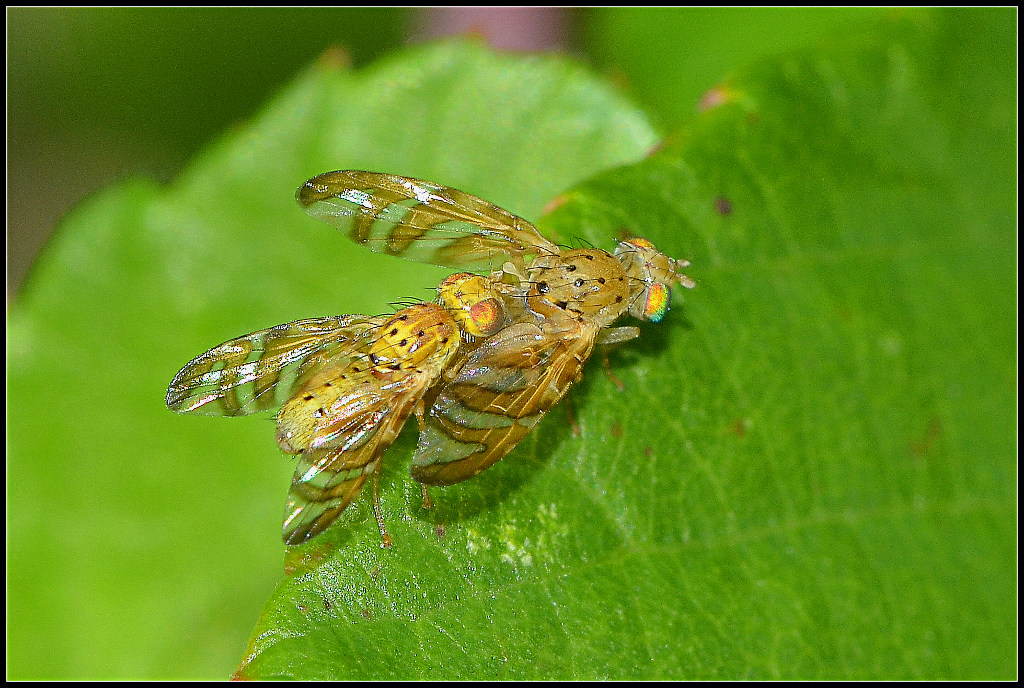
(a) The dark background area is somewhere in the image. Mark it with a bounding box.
[7,8,566,298]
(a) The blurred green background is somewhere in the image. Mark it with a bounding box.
[8,7,1014,681]
[8,7,876,299]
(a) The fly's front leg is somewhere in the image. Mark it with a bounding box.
[596,326,640,391]
[414,398,427,433]
[565,325,639,431]
[597,325,641,346]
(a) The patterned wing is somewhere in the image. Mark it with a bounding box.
[277,302,462,544]
[411,319,600,486]
[166,316,381,417]
[279,362,430,545]
[296,170,560,271]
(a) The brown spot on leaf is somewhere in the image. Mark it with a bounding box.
[698,84,735,111]
[316,44,352,71]
[283,541,333,576]
[645,139,666,158]
[542,192,570,216]
[909,417,942,457]
[614,227,635,242]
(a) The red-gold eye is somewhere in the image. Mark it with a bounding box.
[468,298,503,337]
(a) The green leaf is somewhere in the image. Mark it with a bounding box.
[584,7,895,129]
[551,8,1014,679]
[239,11,1016,679]
[8,8,1015,680]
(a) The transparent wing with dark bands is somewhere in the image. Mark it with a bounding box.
[165,316,381,417]
[296,170,560,271]
[411,320,600,486]
[281,370,428,545]
[283,445,373,545]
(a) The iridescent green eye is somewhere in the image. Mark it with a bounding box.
[643,283,671,322]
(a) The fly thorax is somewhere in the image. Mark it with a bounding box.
[275,368,354,454]
[526,249,631,328]
[369,303,459,372]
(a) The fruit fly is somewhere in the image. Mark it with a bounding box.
[166,273,507,546]
[297,171,695,490]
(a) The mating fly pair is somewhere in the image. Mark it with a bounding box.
[166,171,695,546]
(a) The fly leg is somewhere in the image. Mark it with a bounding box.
[371,462,392,549]
[596,326,640,391]
[414,398,434,510]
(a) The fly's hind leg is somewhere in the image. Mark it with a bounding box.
[601,353,626,391]
[564,392,581,437]
[370,462,392,549]
[596,326,640,391]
